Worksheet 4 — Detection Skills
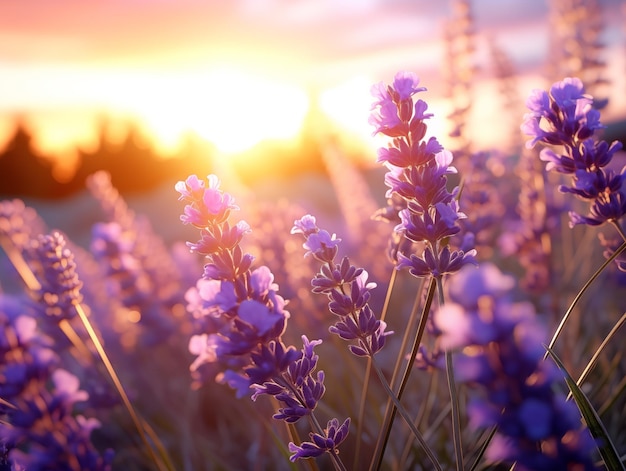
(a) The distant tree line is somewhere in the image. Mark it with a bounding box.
[0,119,329,200]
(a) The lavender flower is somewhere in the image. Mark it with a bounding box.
[292,215,392,357]
[371,71,476,280]
[522,77,625,230]
[288,417,351,462]
[177,174,290,394]
[30,232,83,321]
[178,175,349,467]
[0,294,112,470]
[433,264,599,470]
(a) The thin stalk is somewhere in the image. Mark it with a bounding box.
[0,235,40,290]
[569,312,626,400]
[58,319,94,366]
[544,241,626,358]
[612,221,626,242]
[436,276,463,471]
[354,267,398,471]
[73,303,169,471]
[369,359,443,471]
[371,277,435,471]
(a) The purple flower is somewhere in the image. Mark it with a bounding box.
[292,216,341,263]
[31,232,83,321]
[522,77,625,247]
[178,174,291,395]
[176,174,239,227]
[293,216,393,357]
[288,418,351,462]
[372,72,475,281]
[430,264,599,470]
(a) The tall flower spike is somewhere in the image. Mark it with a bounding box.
[292,215,392,357]
[177,174,288,396]
[522,77,625,230]
[178,176,349,468]
[371,71,476,280]
[31,231,83,321]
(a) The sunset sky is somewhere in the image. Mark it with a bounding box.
[1,0,624,170]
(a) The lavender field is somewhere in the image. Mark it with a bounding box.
[2,2,626,471]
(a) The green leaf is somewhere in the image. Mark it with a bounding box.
[545,346,625,471]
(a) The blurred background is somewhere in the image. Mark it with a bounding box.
[1,0,625,201]
[2,3,626,469]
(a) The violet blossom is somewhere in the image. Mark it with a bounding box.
[522,77,625,231]
[370,71,476,280]
[433,264,599,470]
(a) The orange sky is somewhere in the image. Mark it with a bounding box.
[1,0,625,169]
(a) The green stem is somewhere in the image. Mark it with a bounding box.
[355,268,398,471]
[544,240,626,358]
[569,312,626,400]
[369,358,443,471]
[436,276,464,471]
[371,277,435,471]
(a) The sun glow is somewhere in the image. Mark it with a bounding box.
[2,64,311,157]
[131,68,311,154]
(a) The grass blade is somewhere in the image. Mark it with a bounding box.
[545,346,625,471]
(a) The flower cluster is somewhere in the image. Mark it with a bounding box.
[30,232,83,321]
[176,174,288,395]
[434,264,598,470]
[370,71,476,279]
[291,215,392,357]
[178,175,349,465]
[1,292,113,470]
[522,77,625,229]
[250,336,350,462]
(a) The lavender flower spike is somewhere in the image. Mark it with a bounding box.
[371,71,477,280]
[522,77,625,231]
[31,231,83,321]
[288,417,351,462]
[433,264,599,470]
[292,215,392,357]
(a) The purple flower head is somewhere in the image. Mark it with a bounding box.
[370,71,428,137]
[290,214,319,237]
[176,174,239,227]
[249,265,278,299]
[237,299,285,337]
[522,77,604,149]
[175,174,205,201]
[550,77,587,111]
[32,232,83,321]
[377,136,443,168]
[429,263,599,470]
[568,189,626,227]
[368,99,404,136]
[397,245,477,279]
[391,71,426,100]
[301,229,341,263]
[247,340,301,389]
[288,418,351,462]
[187,220,251,255]
[250,336,331,425]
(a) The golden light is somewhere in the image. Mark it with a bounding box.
[319,75,376,145]
[2,64,311,159]
[110,66,310,155]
